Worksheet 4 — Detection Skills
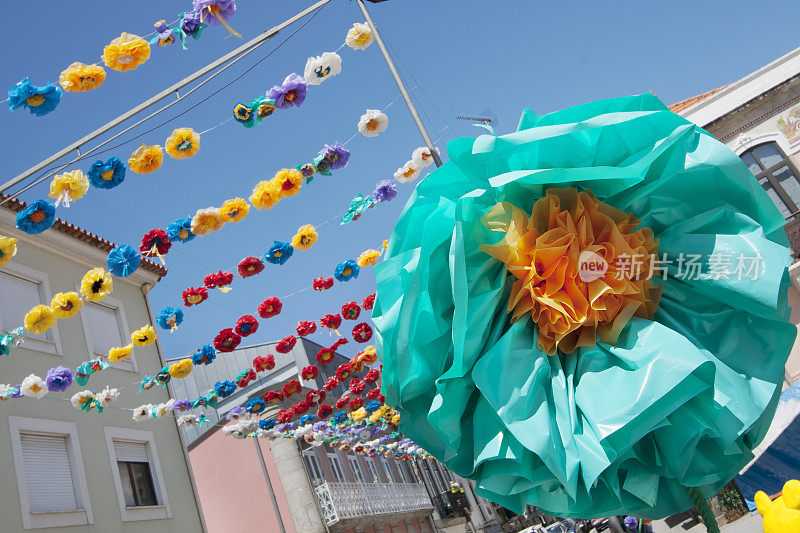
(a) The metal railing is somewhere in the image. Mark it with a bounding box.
[313,482,433,526]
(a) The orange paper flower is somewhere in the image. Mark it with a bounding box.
[59,62,106,92]
[102,33,151,72]
[128,144,163,174]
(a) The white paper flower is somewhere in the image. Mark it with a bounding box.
[164,398,176,411]
[346,22,374,51]
[358,109,389,138]
[20,374,47,399]
[132,404,153,421]
[177,414,197,426]
[71,390,94,410]
[411,146,440,168]
[394,160,421,183]
[152,403,171,419]
[96,387,119,405]
[0,384,16,400]
[303,52,342,86]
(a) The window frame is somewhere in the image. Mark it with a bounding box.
[326,452,345,483]
[0,263,63,357]
[78,295,138,373]
[366,458,381,483]
[348,455,366,484]
[380,457,397,484]
[9,416,93,530]
[103,426,171,522]
[740,142,800,217]
[302,449,324,485]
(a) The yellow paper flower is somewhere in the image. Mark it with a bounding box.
[291,225,318,251]
[351,407,368,422]
[273,168,303,198]
[0,235,17,267]
[80,267,113,301]
[165,128,201,159]
[128,144,164,174]
[391,413,400,425]
[108,344,133,362]
[50,292,83,319]
[382,239,388,250]
[169,358,194,379]
[49,170,89,206]
[191,207,224,236]
[345,22,374,51]
[357,249,381,268]
[249,180,282,210]
[102,33,151,72]
[131,325,156,347]
[58,62,106,92]
[219,198,250,223]
[24,305,56,335]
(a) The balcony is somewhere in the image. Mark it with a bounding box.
[786,215,800,260]
[314,482,433,526]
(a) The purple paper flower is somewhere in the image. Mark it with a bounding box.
[45,366,73,392]
[192,0,236,24]
[172,400,193,412]
[319,142,350,170]
[226,406,246,420]
[623,516,639,530]
[11,386,22,399]
[266,73,307,110]
[181,11,205,36]
[373,179,397,203]
[153,20,175,46]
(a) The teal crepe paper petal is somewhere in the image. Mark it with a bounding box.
[372,93,796,520]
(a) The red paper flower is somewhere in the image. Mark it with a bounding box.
[258,296,282,318]
[306,389,326,405]
[237,256,265,278]
[276,409,293,423]
[362,293,376,310]
[253,354,275,372]
[366,387,382,400]
[296,320,316,337]
[301,365,319,380]
[182,286,208,307]
[236,368,256,388]
[204,270,234,290]
[352,322,373,343]
[349,378,365,395]
[336,362,352,381]
[313,276,334,291]
[292,400,310,415]
[282,379,301,398]
[375,394,385,404]
[342,302,361,320]
[317,404,333,418]
[321,313,342,331]
[354,445,364,454]
[349,359,364,373]
[275,335,296,354]
[336,395,350,409]
[323,376,340,391]
[356,346,378,365]
[264,390,283,404]
[364,368,381,383]
[316,347,335,364]
[140,229,171,257]
[214,328,241,352]
[349,397,364,411]
[235,315,259,337]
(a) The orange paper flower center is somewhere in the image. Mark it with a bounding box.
[366,119,380,131]
[29,210,45,223]
[26,94,46,107]
[480,188,661,355]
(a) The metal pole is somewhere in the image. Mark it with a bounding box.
[355,0,443,168]
[0,0,333,197]
[253,436,288,533]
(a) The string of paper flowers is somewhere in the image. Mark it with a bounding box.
[6,0,242,118]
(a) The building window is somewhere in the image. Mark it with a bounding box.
[740,142,800,218]
[302,450,323,485]
[0,265,61,356]
[9,416,93,529]
[380,458,397,483]
[348,456,366,484]
[327,453,345,483]
[367,459,381,483]
[80,297,136,372]
[104,427,171,522]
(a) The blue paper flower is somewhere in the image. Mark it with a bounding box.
[15,200,55,234]
[155,367,171,385]
[167,216,195,243]
[259,418,276,430]
[156,307,183,331]
[334,259,359,282]
[107,245,141,277]
[245,396,267,414]
[192,344,216,366]
[265,241,293,265]
[365,400,381,413]
[87,157,126,189]
[214,380,237,398]
[8,78,62,117]
[331,411,348,425]
[300,413,315,425]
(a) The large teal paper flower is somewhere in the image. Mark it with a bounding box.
[372,94,796,519]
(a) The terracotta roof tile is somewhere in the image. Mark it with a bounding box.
[1,194,167,279]
[668,84,729,114]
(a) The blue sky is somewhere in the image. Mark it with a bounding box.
[2,0,798,361]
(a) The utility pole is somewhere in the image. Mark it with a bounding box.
[355,0,444,168]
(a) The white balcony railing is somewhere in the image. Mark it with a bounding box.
[313,482,433,525]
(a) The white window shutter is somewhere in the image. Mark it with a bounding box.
[0,272,48,340]
[20,434,79,513]
[84,302,124,356]
[113,440,149,463]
